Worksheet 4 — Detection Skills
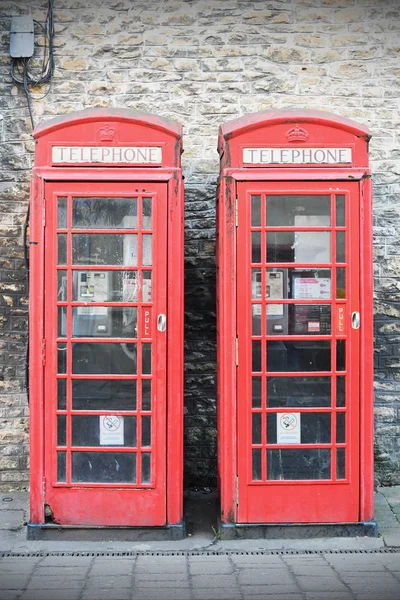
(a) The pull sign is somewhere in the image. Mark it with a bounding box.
[336,306,345,335]
[142,307,152,338]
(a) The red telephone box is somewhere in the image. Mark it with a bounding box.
[217,110,375,537]
[28,108,184,539]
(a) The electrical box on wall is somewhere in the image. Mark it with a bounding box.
[10,16,34,58]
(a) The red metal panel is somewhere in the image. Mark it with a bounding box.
[29,174,45,524]
[166,175,184,526]
[359,175,374,522]
[217,176,237,522]
[218,109,370,170]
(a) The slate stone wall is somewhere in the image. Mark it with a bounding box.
[0,0,399,490]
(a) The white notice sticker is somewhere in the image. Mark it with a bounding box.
[100,415,124,446]
[277,413,301,444]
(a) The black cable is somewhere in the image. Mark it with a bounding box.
[10,1,55,402]
[23,62,35,129]
[10,0,55,126]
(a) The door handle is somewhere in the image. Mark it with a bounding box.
[351,311,360,329]
[157,314,166,332]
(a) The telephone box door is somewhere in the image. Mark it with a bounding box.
[44,181,167,526]
[237,180,360,523]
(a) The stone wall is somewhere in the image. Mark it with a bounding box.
[0,0,399,490]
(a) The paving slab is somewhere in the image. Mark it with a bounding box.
[0,495,29,513]
[0,511,25,531]
[379,486,400,504]
[83,591,131,600]
[380,529,400,547]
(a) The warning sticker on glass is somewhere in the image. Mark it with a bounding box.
[277,412,301,444]
[99,415,124,446]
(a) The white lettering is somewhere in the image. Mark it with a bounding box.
[242,147,352,165]
[52,146,162,165]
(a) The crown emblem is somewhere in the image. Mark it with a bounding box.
[98,124,116,142]
[286,125,309,143]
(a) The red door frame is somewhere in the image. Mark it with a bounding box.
[44,181,168,526]
[29,110,184,528]
[236,180,360,523]
[217,110,373,526]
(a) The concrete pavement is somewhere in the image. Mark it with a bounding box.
[0,487,399,599]
[1,548,400,600]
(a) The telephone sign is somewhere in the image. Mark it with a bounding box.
[28,109,184,539]
[217,110,375,537]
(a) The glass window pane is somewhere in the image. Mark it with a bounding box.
[291,271,331,299]
[72,271,138,303]
[142,234,152,266]
[142,380,152,411]
[267,412,330,444]
[72,415,136,447]
[142,344,152,375]
[58,197,67,228]
[58,379,66,410]
[72,380,137,411]
[141,452,151,484]
[142,198,152,230]
[267,232,331,264]
[336,268,346,299]
[252,377,262,408]
[57,452,66,482]
[251,195,261,227]
[337,448,346,479]
[265,268,331,299]
[72,452,137,483]
[267,376,331,408]
[141,416,151,447]
[72,234,137,266]
[252,449,262,481]
[267,341,331,372]
[336,412,346,443]
[58,234,67,265]
[267,449,331,480]
[72,197,138,229]
[72,307,137,338]
[266,195,331,227]
[252,305,261,335]
[58,343,67,374]
[252,413,262,444]
[58,307,67,338]
[252,340,262,372]
[58,270,67,301]
[73,270,110,302]
[287,305,331,335]
[336,376,345,407]
[72,343,137,374]
[142,271,152,302]
[252,232,261,263]
[337,340,345,371]
[336,195,345,227]
[251,269,262,299]
[336,231,346,263]
[57,415,66,446]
